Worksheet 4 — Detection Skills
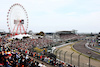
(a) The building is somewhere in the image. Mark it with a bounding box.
[0,29,6,36]
[97,32,100,46]
[56,30,77,35]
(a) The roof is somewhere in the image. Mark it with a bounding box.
[0,29,4,33]
[9,34,32,39]
[56,31,72,33]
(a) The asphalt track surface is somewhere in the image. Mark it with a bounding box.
[73,40,100,60]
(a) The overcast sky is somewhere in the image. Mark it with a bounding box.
[0,0,100,33]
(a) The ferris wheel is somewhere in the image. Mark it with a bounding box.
[7,3,29,35]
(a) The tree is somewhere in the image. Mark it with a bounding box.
[39,31,45,36]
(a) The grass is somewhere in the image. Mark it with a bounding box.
[92,50,100,55]
[70,41,100,62]
[54,41,100,62]
[94,46,100,49]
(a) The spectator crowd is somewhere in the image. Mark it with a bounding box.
[0,35,75,67]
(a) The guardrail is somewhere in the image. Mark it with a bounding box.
[85,43,100,53]
[51,42,73,53]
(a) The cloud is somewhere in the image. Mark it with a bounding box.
[30,11,100,33]
[65,12,77,15]
[0,0,100,33]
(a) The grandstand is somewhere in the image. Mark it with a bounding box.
[56,30,77,35]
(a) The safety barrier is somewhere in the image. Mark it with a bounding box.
[85,43,100,53]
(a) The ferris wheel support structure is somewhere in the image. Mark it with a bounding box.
[7,3,29,36]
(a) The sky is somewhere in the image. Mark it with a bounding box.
[0,0,100,33]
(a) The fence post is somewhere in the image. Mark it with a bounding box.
[53,49,56,54]
[59,50,63,60]
[70,52,74,64]
[78,53,82,67]
[64,51,67,62]
[55,49,59,55]
[89,55,92,67]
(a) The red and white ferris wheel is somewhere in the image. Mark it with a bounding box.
[7,3,29,35]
